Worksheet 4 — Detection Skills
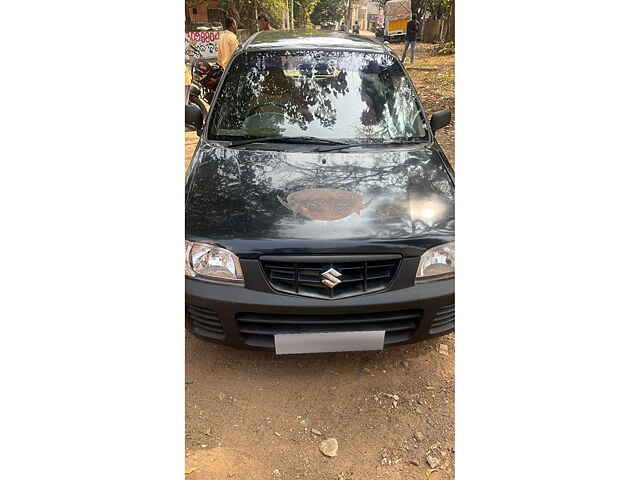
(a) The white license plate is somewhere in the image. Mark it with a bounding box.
[274,331,385,355]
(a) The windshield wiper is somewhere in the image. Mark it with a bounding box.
[228,136,349,148]
[314,140,426,153]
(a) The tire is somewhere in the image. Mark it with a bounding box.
[185,98,207,133]
[193,97,208,116]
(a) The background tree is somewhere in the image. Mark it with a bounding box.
[376,0,452,24]
[422,0,452,20]
[310,0,346,25]
[292,0,320,28]
[443,0,454,42]
[216,0,288,30]
[376,0,453,43]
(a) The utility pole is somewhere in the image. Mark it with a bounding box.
[290,0,295,30]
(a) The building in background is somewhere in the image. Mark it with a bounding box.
[367,1,383,31]
[347,0,369,31]
[187,1,225,25]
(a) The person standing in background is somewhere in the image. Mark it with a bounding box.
[217,17,239,69]
[257,13,274,31]
[340,22,347,32]
[184,63,192,104]
[401,15,419,63]
[353,21,360,35]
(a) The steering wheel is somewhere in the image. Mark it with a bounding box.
[247,102,287,116]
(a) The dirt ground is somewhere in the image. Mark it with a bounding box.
[185,44,455,480]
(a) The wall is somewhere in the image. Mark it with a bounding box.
[187,0,222,23]
[188,5,209,23]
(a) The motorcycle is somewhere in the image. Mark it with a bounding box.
[186,44,224,107]
[185,45,210,117]
[192,58,224,105]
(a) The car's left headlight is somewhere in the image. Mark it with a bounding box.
[416,241,454,279]
[185,241,244,283]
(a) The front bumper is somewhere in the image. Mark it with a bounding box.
[185,275,454,351]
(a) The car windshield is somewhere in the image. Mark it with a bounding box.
[208,50,427,142]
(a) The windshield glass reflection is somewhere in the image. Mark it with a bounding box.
[209,51,426,142]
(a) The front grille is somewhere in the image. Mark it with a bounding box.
[237,310,421,348]
[186,304,225,340]
[429,304,454,334]
[260,255,401,299]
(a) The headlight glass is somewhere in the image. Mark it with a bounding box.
[185,241,244,282]
[416,241,454,279]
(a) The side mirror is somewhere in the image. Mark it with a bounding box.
[185,104,204,134]
[430,109,451,132]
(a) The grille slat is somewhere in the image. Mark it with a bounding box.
[238,311,420,325]
[272,274,295,282]
[434,305,454,315]
[239,320,417,336]
[195,324,225,335]
[238,310,421,349]
[366,263,397,269]
[366,273,393,280]
[430,304,454,334]
[261,255,401,299]
[187,310,219,322]
[186,305,225,340]
[188,305,217,315]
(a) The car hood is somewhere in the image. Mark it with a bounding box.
[185,143,454,243]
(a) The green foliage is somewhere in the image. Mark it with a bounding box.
[217,0,289,30]
[421,0,452,20]
[293,0,320,27]
[209,0,323,30]
[310,0,346,25]
[377,0,453,21]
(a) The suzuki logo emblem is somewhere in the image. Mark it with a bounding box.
[321,268,342,288]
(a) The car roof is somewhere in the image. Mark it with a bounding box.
[242,30,388,53]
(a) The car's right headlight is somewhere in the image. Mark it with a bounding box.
[416,241,454,279]
[185,241,244,283]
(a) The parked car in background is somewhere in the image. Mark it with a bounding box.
[185,31,454,354]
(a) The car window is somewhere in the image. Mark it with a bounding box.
[208,50,426,142]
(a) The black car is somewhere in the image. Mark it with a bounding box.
[185,31,454,354]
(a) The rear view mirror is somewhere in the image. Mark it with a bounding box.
[430,109,451,132]
[185,104,204,134]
